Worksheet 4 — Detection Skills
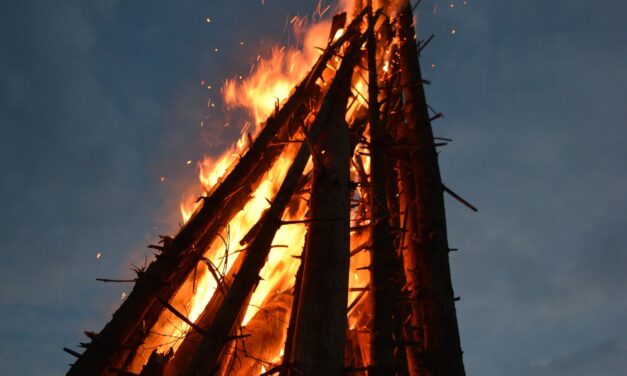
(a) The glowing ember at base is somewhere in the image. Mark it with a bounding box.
[65,2,469,376]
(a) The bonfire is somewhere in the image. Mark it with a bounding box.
[65,1,472,375]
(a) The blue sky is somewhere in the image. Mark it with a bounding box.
[0,0,625,375]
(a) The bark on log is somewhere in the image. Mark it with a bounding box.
[386,100,412,376]
[278,241,306,376]
[396,3,465,375]
[286,31,362,376]
[365,6,397,376]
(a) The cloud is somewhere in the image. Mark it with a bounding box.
[518,332,627,376]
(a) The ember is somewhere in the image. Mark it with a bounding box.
[66,1,470,375]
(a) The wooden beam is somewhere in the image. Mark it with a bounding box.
[286,27,363,376]
[365,5,397,375]
[396,2,466,375]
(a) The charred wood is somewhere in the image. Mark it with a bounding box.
[396,2,465,375]
[286,30,363,376]
[365,6,397,376]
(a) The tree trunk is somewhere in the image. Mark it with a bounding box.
[287,33,360,376]
[366,6,396,375]
[396,3,465,375]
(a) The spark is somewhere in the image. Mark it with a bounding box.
[206,17,211,23]
[160,176,166,183]
[186,160,193,165]
[96,252,102,260]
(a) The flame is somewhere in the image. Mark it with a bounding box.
[130,6,383,374]
[224,20,332,128]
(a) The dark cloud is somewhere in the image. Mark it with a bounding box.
[0,0,625,375]
[515,332,627,376]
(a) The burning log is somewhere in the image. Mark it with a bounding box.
[364,6,400,375]
[395,2,465,375]
[278,241,305,376]
[286,24,363,376]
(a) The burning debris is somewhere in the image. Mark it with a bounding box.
[66,1,471,375]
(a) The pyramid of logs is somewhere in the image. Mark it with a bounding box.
[66,2,474,375]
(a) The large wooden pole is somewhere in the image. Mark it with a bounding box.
[365,5,397,375]
[287,28,363,376]
[396,3,465,375]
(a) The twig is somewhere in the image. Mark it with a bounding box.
[156,297,204,335]
[418,34,434,53]
[442,184,478,212]
[95,278,136,283]
[63,347,82,359]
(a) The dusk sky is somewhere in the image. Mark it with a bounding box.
[1,0,626,375]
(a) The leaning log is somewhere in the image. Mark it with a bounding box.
[396,2,465,375]
[286,28,362,376]
[278,241,306,376]
[365,6,397,376]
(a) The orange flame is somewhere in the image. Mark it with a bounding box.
[133,6,382,374]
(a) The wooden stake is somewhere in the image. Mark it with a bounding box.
[365,5,397,375]
[396,2,466,375]
[286,26,364,376]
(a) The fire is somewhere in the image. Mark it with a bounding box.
[64,1,471,374]
[224,20,332,128]
[133,5,375,374]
